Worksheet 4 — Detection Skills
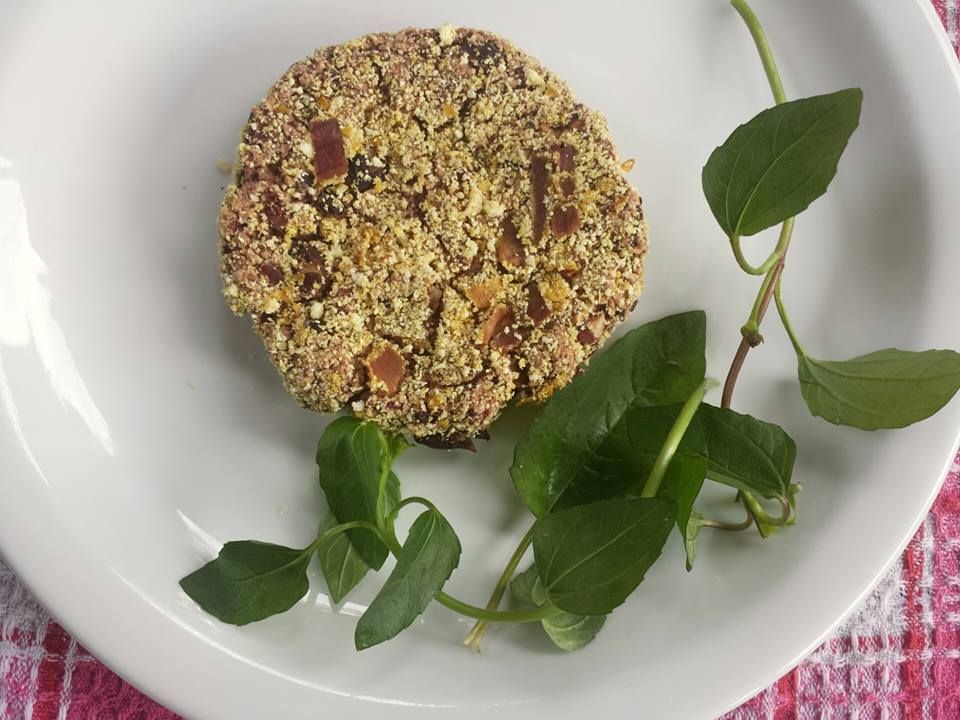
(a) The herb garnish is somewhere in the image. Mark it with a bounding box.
[180,0,960,654]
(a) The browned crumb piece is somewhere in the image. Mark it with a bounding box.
[219,25,647,442]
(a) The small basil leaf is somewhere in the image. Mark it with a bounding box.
[355,508,461,650]
[702,88,863,237]
[658,456,708,571]
[510,564,545,607]
[316,417,403,569]
[692,404,796,498]
[684,512,706,571]
[510,565,605,652]
[785,483,801,524]
[782,483,801,529]
[512,311,706,517]
[600,403,795,500]
[316,511,370,604]
[385,432,411,462]
[533,498,675,616]
[542,612,607,652]
[744,483,801,538]
[797,349,960,430]
[179,541,312,626]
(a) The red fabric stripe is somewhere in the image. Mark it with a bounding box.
[773,669,798,719]
[932,0,948,27]
[932,469,960,719]
[32,624,70,720]
[935,492,960,514]
[64,657,181,720]
[901,523,928,720]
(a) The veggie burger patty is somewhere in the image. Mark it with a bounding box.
[219,26,647,445]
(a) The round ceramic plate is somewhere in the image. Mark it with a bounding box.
[1,1,959,718]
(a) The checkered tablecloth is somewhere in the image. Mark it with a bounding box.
[3,3,960,719]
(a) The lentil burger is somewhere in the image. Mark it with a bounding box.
[218,25,647,446]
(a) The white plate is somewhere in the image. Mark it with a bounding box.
[1,1,959,718]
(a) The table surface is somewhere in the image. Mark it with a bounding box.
[1,3,959,719]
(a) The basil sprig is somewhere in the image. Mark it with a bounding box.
[179,0,959,655]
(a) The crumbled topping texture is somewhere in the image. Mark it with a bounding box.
[219,26,648,442]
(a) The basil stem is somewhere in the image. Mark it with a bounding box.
[741,218,795,343]
[774,281,806,356]
[310,520,384,553]
[640,379,717,498]
[435,592,559,624]
[463,524,536,651]
[720,0,795,410]
[741,492,792,528]
[379,498,555,624]
[700,514,754,532]
[730,0,787,104]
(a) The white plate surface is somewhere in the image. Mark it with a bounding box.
[1,1,959,718]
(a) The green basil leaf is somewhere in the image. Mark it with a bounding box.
[683,512,706,570]
[510,564,545,607]
[510,565,605,652]
[512,311,706,517]
[316,511,370,604]
[797,349,960,430]
[599,403,795,500]
[355,508,461,650]
[385,431,411,462]
[533,498,675,615]
[658,456,708,571]
[690,404,796,498]
[542,612,607,652]
[702,89,862,237]
[179,541,312,626]
[316,417,404,569]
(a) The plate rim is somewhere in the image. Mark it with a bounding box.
[0,1,958,718]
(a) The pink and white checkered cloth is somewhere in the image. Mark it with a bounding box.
[2,4,960,719]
